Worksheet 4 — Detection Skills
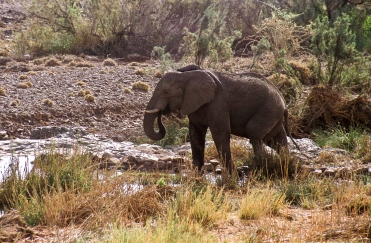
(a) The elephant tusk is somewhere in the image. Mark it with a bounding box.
[145,109,160,114]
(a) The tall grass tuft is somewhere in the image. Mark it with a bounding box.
[107,212,218,243]
[239,187,285,220]
[174,184,229,228]
[283,177,336,209]
[313,126,364,151]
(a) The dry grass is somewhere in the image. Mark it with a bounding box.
[132,81,150,92]
[77,89,92,97]
[239,187,285,220]
[76,81,87,86]
[42,98,55,107]
[19,74,29,80]
[135,68,146,75]
[103,58,117,66]
[124,88,132,94]
[1,149,371,242]
[44,58,61,67]
[205,139,251,167]
[128,62,140,67]
[154,70,163,78]
[10,99,20,106]
[84,94,95,102]
[289,60,312,85]
[32,58,46,65]
[75,61,94,68]
[99,70,107,74]
[17,81,33,88]
[291,86,371,138]
[175,185,230,228]
[0,86,6,96]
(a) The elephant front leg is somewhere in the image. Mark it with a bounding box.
[209,129,234,174]
[189,122,207,172]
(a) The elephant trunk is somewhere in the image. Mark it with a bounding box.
[143,110,166,141]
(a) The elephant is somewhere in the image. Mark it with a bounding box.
[143,64,295,174]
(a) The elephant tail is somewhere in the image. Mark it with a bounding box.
[284,109,300,151]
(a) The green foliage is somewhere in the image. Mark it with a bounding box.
[151,46,178,73]
[13,25,76,56]
[250,38,270,69]
[156,177,167,188]
[284,177,335,208]
[0,149,94,224]
[361,15,371,51]
[311,14,360,86]
[180,3,241,66]
[312,126,366,152]
[156,117,189,148]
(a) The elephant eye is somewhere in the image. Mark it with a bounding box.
[164,90,169,95]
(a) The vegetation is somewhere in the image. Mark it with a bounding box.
[0,86,6,96]
[42,98,55,107]
[1,147,371,241]
[2,0,371,242]
[132,81,150,92]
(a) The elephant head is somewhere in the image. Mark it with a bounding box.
[143,70,217,140]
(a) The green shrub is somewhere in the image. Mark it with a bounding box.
[311,14,360,87]
[312,126,364,152]
[151,46,178,73]
[156,117,189,147]
[180,3,241,66]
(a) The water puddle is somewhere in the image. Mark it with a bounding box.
[0,154,35,182]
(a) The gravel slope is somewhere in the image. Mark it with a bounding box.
[0,56,159,141]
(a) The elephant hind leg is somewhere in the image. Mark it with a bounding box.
[245,114,276,157]
[265,127,288,154]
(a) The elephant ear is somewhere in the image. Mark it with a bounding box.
[181,70,217,115]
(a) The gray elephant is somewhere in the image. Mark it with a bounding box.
[143,65,293,174]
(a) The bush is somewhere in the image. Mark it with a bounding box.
[179,3,241,66]
[312,126,365,152]
[311,14,360,87]
[156,117,189,147]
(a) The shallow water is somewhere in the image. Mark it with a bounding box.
[0,154,35,182]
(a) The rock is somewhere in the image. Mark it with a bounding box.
[102,152,114,160]
[100,157,121,169]
[215,167,222,175]
[354,167,370,175]
[209,159,219,166]
[0,130,7,140]
[310,169,323,176]
[30,126,68,139]
[127,155,137,162]
[237,165,249,174]
[153,161,166,170]
[324,168,336,177]
[112,136,124,142]
[143,161,152,171]
[336,167,351,178]
[202,162,213,172]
